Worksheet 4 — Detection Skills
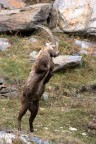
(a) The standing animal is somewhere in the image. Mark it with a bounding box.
[18,25,59,132]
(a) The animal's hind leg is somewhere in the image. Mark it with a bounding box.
[29,101,39,132]
[18,103,28,131]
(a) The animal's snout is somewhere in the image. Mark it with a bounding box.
[55,51,59,56]
[53,51,59,57]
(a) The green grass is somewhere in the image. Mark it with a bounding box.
[0,33,96,144]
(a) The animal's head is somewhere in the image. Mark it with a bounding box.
[46,41,59,57]
[34,25,60,58]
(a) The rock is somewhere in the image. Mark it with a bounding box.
[0,78,4,85]
[52,26,63,33]
[69,127,77,131]
[0,0,25,10]
[30,51,38,62]
[42,92,49,101]
[28,37,38,43]
[0,3,52,33]
[75,40,93,49]
[75,40,96,55]
[81,132,87,136]
[23,0,53,5]
[1,91,20,98]
[53,55,83,72]
[0,86,20,98]
[0,131,51,144]
[0,84,6,91]
[50,0,96,36]
[31,54,83,72]
[0,131,15,144]
[0,38,11,51]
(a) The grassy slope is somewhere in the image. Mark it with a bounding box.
[0,32,96,144]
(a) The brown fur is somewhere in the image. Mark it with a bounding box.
[18,45,58,132]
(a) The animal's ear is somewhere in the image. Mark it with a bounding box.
[45,42,51,47]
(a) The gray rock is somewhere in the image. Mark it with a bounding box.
[75,40,93,49]
[0,3,52,33]
[0,0,25,10]
[0,86,19,94]
[50,0,96,35]
[79,50,89,55]
[52,27,63,33]
[75,40,96,55]
[0,38,11,51]
[53,55,82,65]
[30,54,83,72]
[1,91,20,98]
[0,86,20,98]
[53,55,83,72]
[0,78,4,85]
[42,92,49,101]
[30,51,38,62]
[28,37,38,43]
[0,131,51,144]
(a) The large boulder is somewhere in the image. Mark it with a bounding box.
[0,3,52,33]
[50,0,96,35]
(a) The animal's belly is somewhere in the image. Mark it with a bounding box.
[23,83,45,101]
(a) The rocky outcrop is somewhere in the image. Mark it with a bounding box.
[0,3,52,33]
[50,0,96,36]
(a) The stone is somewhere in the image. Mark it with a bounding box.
[28,37,38,43]
[50,0,96,36]
[0,131,51,144]
[0,78,4,85]
[0,86,20,98]
[75,40,93,49]
[23,0,53,5]
[0,84,6,91]
[0,0,25,10]
[53,55,83,72]
[75,40,96,55]
[1,91,20,98]
[0,38,11,51]
[42,92,49,101]
[0,3,52,33]
[31,54,83,72]
[81,132,87,136]
[30,51,38,62]
[69,127,77,131]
